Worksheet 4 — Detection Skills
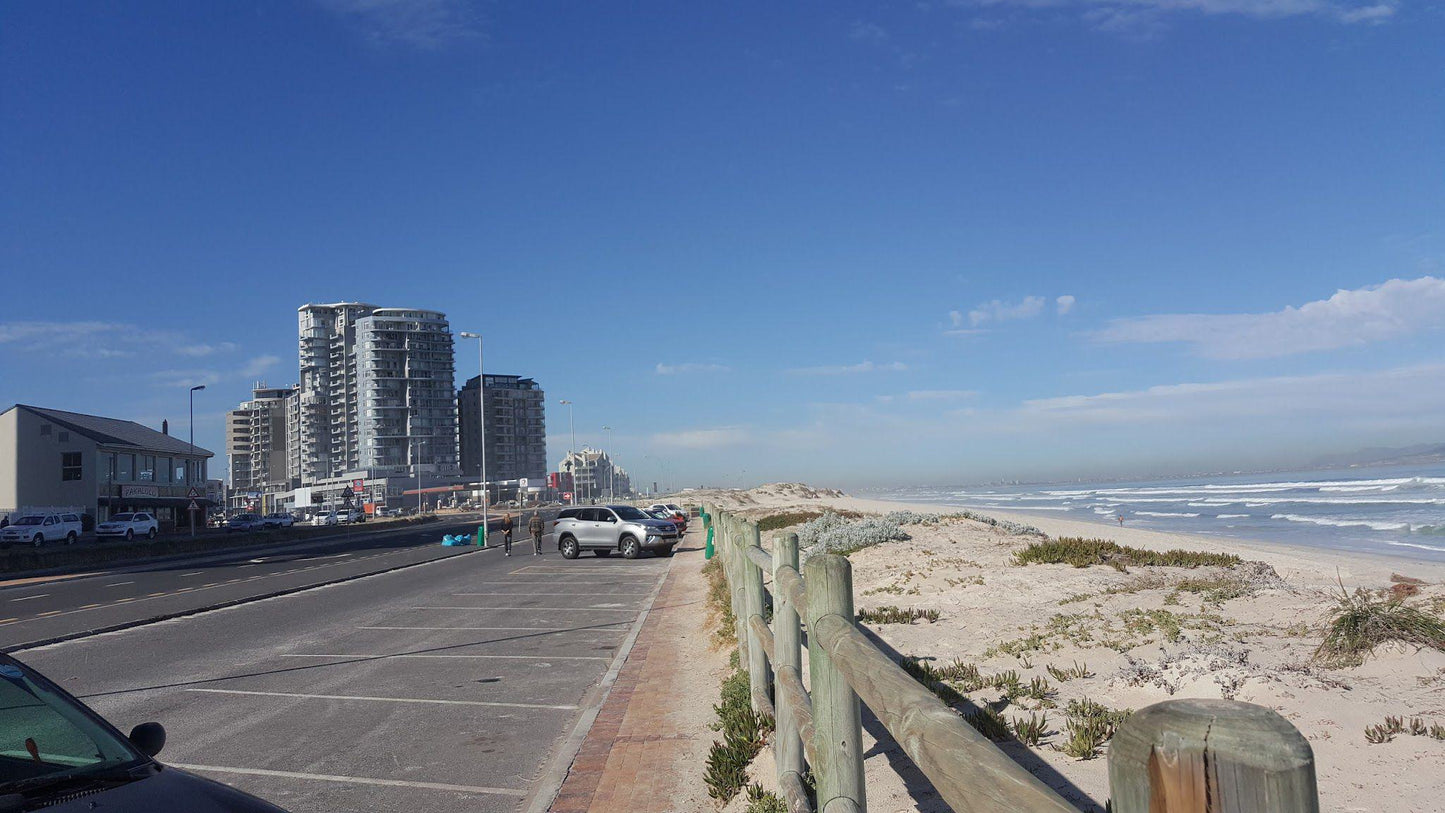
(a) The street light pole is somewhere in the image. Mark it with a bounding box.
[559,399,574,504]
[459,332,487,542]
[602,425,614,501]
[188,384,205,537]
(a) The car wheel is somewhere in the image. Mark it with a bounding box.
[621,536,641,559]
[66,531,78,545]
[658,545,676,557]
[559,536,579,560]
[146,528,157,540]
[124,529,134,542]
[32,534,44,548]
[593,550,611,558]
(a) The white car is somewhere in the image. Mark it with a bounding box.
[95,512,159,542]
[311,512,339,527]
[338,508,364,524]
[262,512,296,528]
[0,512,84,548]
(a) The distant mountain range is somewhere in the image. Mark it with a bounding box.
[1310,442,1445,469]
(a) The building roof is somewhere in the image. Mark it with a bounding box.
[5,405,214,458]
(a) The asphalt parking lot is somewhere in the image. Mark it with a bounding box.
[14,533,678,812]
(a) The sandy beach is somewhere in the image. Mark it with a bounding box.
[693,483,1445,813]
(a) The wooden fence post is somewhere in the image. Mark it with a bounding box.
[743,522,772,713]
[774,532,807,808]
[805,554,866,813]
[1108,698,1319,813]
[728,515,749,672]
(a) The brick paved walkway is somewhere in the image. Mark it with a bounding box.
[549,546,718,812]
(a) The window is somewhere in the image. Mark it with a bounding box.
[40,424,51,436]
[61,452,82,481]
[100,452,115,482]
[160,458,172,483]
[140,455,155,482]
[175,461,186,482]
[117,454,134,481]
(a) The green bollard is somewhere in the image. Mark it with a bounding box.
[476,525,487,547]
[705,525,715,559]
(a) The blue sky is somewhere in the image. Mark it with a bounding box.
[2,1,1442,489]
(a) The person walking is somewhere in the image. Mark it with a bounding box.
[502,512,515,556]
[528,511,545,555]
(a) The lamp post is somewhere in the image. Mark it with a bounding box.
[458,332,487,542]
[602,425,614,501]
[559,399,575,504]
[188,384,205,537]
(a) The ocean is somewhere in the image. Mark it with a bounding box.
[864,464,1445,563]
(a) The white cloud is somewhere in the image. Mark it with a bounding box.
[240,355,281,378]
[1015,362,1445,429]
[949,0,1397,32]
[0,320,246,361]
[787,360,908,375]
[175,342,239,357]
[651,426,752,450]
[316,0,485,49]
[149,369,223,389]
[1056,295,1076,315]
[967,296,1046,327]
[906,389,977,401]
[655,362,730,375]
[1091,276,1445,359]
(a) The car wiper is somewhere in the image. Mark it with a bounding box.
[0,762,151,795]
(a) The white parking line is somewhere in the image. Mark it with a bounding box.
[409,606,639,612]
[359,625,629,632]
[186,688,578,710]
[281,652,610,662]
[9,594,48,602]
[167,763,526,797]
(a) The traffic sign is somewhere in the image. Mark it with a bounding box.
[187,500,200,512]
[186,487,202,499]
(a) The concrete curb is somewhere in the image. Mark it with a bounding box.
[4,543,492,653]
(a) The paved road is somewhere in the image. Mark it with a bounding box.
[13,527,684,812]
[0,510,561,651]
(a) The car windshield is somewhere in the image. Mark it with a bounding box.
[612,506,649,520]
[0,660,142,790]
[12,517,42,526]
[110,514,134,522]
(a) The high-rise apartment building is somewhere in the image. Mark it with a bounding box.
[225,383,296,507]
[355,309,459,477]
[558,448,631,501]
[294,303,460,485]
[458,374,546,483]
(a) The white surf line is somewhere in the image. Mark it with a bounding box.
[280,652,610,661]
[409,606,639,612]
[359,625,629,632]
[167,763,526,798]
[186,688,578,710]
[9,594,48,602]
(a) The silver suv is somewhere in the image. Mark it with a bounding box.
[553,505,681,559]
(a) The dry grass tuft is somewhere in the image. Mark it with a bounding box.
[1014,537,1240,570]
[1313,585,1445,668]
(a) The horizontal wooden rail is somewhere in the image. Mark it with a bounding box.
[749,615,777,667]
[776,667,817,767]
[811,612,1078,812]
[746,544,774,573]
[774,563,806,613]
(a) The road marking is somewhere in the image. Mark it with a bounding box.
[281,652,610,662]
[451,592,648,597]
[168,763,527,797]
[358,625,629,632]
[409,606,639,612]
[179,571,205,577]
[105,581,134,587]
[9,594,48,602]
[301,554,351,561]
[186,688,578,710]
[146,592,167,598]
[37,611,61,617]
[0,618,16,625]
[80,603,101,609]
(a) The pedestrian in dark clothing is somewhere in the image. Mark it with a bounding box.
[528,512,545,555]
[502,513,515,555]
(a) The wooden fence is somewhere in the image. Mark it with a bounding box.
[703,505,1320,813]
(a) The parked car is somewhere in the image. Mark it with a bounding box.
[647,503,688,533]
[552,505,680,559]
[95,512,159,542]
[0,512,83,548]
[224,514,266,533]
[311,511,339,527]
[261,512,295,529]
[338,508,364,524]
[0,652,288,811]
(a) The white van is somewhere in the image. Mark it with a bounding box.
[0,512,84,548]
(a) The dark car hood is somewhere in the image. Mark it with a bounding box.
[42,765,287,813]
